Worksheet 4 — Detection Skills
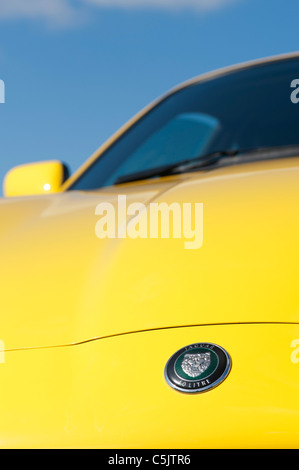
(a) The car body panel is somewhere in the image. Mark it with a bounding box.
[0,157,298,350]
[1,53,299,448]
[0,323,299,448]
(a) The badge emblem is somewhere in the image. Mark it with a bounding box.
[165,343,231,393]
[181,352,211,377]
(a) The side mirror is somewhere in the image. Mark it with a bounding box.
[3,160,70,197]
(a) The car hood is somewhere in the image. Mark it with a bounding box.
[0,157,299,350]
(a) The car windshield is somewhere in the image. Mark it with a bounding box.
[69,57,299,191]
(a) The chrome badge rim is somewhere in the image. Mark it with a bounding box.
[164,342,231,393]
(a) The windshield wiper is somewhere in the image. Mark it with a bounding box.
[114,144,299,185]
[114,149,239,185]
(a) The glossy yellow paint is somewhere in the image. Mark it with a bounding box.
[0,323,299,448]
[3,160,65,197]
[0,157,298,351]
[0,156,299,446]
[1,53,299,447]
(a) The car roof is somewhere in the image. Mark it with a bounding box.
[168,51,299,95]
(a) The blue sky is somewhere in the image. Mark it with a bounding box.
[0,0,298,191]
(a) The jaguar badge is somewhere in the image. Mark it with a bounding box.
[165,343,231,393]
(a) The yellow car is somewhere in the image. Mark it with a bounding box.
[1,52,299,449]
